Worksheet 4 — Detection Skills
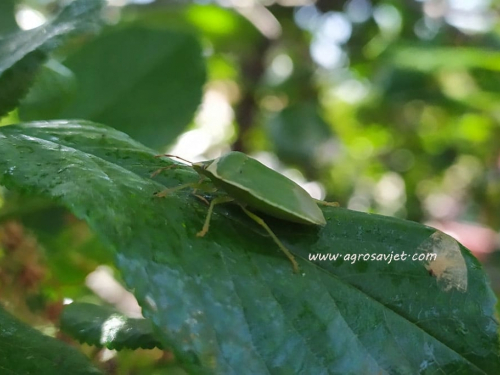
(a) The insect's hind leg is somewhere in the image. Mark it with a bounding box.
[239,205,300,274]
[197,196,235,237]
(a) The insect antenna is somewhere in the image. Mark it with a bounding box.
[155,154,193,165]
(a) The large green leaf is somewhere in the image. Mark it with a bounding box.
[0,304,102,374]
[0,0,104,118]
[0,121,498,374]
[21,26,206,149]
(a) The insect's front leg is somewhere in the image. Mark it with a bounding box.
[197,196,235,237]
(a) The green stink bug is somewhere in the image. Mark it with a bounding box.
[154,151,334,273]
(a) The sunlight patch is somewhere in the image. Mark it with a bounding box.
[101,314,126,345]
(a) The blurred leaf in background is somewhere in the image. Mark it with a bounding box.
[18,59,77,120]
[265,101,336,177]
[19,25,206,149]
[0,0,104,118]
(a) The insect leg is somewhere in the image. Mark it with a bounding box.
[193,194,210,205]
[197,196,235,237]
[154,154,193,165]
[191,177,208,195]
[150,164,178,178]
[315,199,339,207]
[155,182,195,197]
[239,205,300,274]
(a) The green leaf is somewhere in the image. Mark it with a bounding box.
[0,0,104,118]
[0,121,499,374]
[23,26,206,149]
[18,59,77,120]
[266,102,333,171]
[61,302,162,350]
[0,304,102,374]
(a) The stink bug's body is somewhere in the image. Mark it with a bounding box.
[154,151,334,273]
[192,152,326,226]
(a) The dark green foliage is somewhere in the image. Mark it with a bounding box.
[0,49,47,119]
[0,304,102,375]
[0,0,104,118]
[61,303,162,350]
